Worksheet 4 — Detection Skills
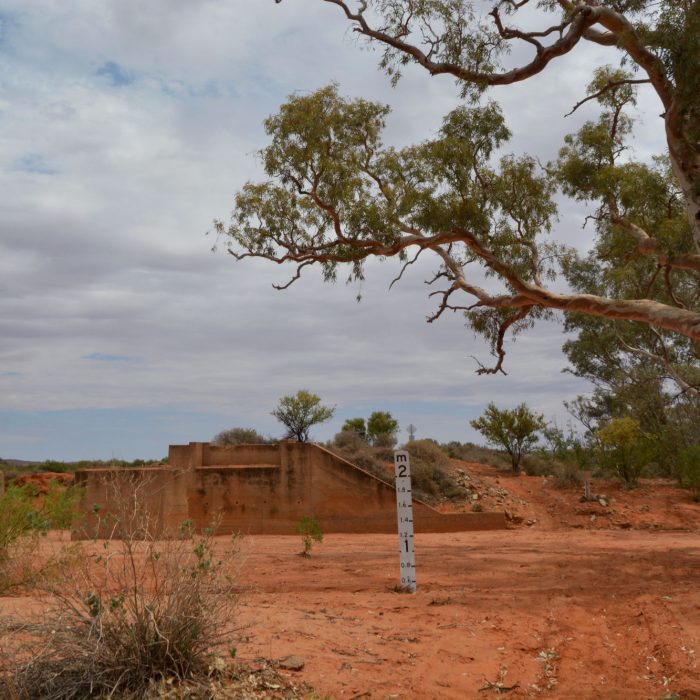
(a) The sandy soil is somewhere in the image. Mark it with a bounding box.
[3,464,700,699]
[232,529,700,699]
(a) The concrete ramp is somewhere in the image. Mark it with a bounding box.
[72,441,507,539]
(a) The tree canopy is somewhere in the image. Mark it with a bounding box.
[216,0,699,384]
[470,402,546,471]
[272,390,335,442]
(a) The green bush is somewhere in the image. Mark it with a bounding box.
[295,515,323,556]
[676,445,700,501]
[0,481,82,593]
[211,427,269,445]
[597,417,653,486]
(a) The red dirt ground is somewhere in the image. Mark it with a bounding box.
[3,461,700,699]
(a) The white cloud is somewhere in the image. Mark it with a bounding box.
[0,1,668,458]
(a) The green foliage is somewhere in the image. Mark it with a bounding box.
[367,411,399,446]
[0,481,81,555]
[341,411,398,447]
[271,390,335,442]
[341,418,368,441]
[0,485,46,557]
[42,479,83,530]
[0,480,82,593]
[295,515,323,556]
[676,445,700,502]
[470,403,546,472]
[212,427,267,445]
[596,417,652,486]
[218,2,700,382]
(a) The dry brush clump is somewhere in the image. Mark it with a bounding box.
[403,440,465,503]
[1,473,242,700]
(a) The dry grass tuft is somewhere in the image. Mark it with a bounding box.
[1,472,242,700]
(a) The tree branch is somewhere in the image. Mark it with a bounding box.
[565,79,651,118]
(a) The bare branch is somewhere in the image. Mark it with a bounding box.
[323,0,600,87]
[617,330,700,399]
[272,260,314,290]
[473,305,535,376]
[389,248,423,290]
[565,79,651,118]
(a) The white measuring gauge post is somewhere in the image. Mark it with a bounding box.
[394,450,416,592]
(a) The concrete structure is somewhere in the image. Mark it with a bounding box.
[72,442,506,539]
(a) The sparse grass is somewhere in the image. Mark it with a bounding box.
[1,473,243,700]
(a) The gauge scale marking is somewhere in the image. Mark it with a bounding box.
[394,450,416,592]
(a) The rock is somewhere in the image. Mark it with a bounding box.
[526,518,537,527]
[590,514,597,522]
[472,493,479,501]
[598,498,608,507]
[278,655,305,671]
[639,504,650,513]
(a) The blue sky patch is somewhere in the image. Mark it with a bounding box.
[17,153,56,175]
[96,61,135,87]
[83,352,136,363]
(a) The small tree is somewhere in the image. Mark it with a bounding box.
[596,417,652,486]
[211,427,266,445]
[367,411,399,447]
[470,403,545,472]
[341,418,368,442]
[272,390,335,443]
[295,516,323,557]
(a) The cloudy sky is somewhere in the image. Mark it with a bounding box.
[0,1,666,460]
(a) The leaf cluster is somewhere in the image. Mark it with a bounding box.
[271,389,335,442]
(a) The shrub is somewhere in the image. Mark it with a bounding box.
[212,427,267,445]
[333,429,366,452]
[2,482,242,700]
[597,417,653,486]
[677,445,700,501]
[295,515,323,556]
[404,440,464,503]
[439,441,512,470]
[405,439,450,470]
[373,432,397,449]
[0,481,82,592]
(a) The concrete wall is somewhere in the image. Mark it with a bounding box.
[73,442,506,539]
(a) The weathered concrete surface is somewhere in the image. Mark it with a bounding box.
[72,442,506,539]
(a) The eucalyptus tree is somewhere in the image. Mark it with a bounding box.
[215,1,699,382]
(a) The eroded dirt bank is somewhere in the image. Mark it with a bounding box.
[235,530,700,699]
